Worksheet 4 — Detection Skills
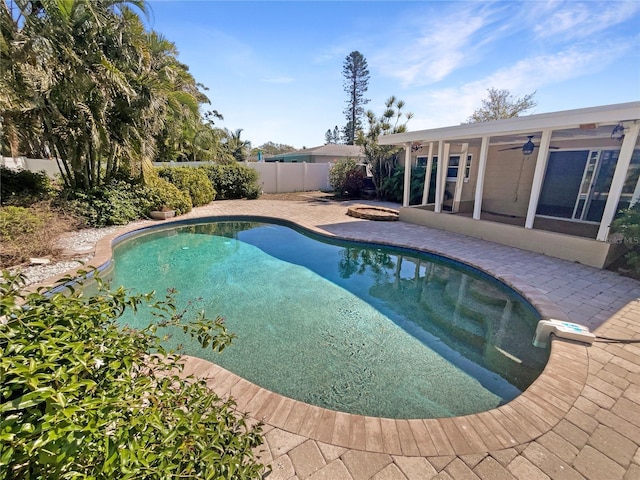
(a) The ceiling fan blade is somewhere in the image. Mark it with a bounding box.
[498,146,522,151]
[499,144,561,152]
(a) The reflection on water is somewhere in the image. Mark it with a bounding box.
[110,221,549,418]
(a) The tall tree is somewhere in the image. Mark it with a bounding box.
[0,0,212,188]
[356,96,413,196]
[342,51,370,145]
[465,88,537,123]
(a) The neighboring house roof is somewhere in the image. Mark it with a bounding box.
[266,144,364,159]
[379,101,640,146]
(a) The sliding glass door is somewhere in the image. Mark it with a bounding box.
[537,149,630,223]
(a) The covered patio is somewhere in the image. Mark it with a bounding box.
[378,102,640,268]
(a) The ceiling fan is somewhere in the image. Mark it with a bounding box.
[499,135,560,155]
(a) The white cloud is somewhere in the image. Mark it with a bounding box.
[372,3,517,88]
[403,39,634,130]
[533,1,640,41]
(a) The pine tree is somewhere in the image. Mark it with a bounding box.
[342,51,370,145]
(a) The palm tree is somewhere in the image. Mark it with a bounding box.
[223,128,251,162]
[1,0,212,188]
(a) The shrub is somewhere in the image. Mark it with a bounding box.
[200,164,261,200]
[157,166,215,206]
[0,271,266,479]
[0,203,77,268]
[329,159,365,198]
[381,166,431,204]
[59,180,148,227]
[0,166,53,206]
[611,203,640,277]
[143,177,193,215]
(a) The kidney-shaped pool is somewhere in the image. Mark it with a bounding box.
[109,220,549,419]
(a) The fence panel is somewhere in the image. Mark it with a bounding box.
[1,157,60,178]
[153,161,333,194]
[2,157,334,194]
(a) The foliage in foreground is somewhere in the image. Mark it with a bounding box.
[0,271,265,479]
[329,159,364,198]
[611,203,640,277]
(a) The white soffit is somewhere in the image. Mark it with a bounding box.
[378,101,640,145]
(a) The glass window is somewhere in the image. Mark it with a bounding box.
[446,155,472,181]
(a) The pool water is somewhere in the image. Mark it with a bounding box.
[111,221,549,419]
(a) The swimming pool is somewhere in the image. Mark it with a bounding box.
[110,220,549,419]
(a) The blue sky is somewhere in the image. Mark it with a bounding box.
[146,0,640,149]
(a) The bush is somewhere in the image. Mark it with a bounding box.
[0,203,77,268]
[611,203,640,277]
[157,166,215,206]
[381,166,432,204]
[329,159,365,198]
[0,271,266,479]
[200,164,261,200]
[59,180,148,227]
[0,166,54,206]
[143,177,193,215]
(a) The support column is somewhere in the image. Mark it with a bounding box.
[597,122,640,241]
[452,143,469,213]
[421,142,434,205]
[402,143,412,207]
[473,136,490,220]
[434,141,445,213]
[525,129,552,229]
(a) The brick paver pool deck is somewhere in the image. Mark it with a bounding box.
[43,198,640,479]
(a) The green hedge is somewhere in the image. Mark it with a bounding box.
[59,180,147,227]
[144,177,193,215]
[157,166,215,206]
[199,164,261,200]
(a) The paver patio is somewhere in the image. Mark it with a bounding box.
[40,197,640,479]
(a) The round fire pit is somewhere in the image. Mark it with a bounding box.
[346,205,399,221]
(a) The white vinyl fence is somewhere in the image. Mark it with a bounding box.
[2,156,334,194]
[153,161,333,194]
[1,156,60,178]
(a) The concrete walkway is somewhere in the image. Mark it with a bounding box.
[43,198,640,480]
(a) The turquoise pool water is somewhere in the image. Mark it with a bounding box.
[111,220,548,419]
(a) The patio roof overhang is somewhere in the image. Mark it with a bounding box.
[376,102,640,261]
[378,101,640,146]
